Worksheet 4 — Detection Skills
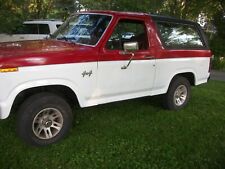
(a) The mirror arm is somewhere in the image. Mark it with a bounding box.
[120,41,138,69]
[121,52,135,70]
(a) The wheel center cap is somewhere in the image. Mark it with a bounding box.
[43,119,52,128]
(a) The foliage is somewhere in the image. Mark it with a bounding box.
[209,11,225,70]
[0,81,225,169]
[159,0,195,19]
[0,0,224,33]
[0,0,75,33]
[211,43,225,70]
[80,0,165,13]
[212,57,225,70]
[0,0,25,33]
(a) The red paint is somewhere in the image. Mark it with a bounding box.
[0,40,99,68]
[0,11,212,69]
[156,49,212,59]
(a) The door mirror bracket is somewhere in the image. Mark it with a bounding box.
[120,42,138,69]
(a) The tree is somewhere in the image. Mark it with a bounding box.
[0,0,224,34]
[24,0,54,19]
[0,0,76,33]
[80,0,165,13]
[0,0,26,33]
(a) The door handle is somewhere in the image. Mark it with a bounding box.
[144,55,154,59]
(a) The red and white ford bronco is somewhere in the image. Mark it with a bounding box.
[0,11,212,146]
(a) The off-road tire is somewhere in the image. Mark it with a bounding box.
[16,92,73,146]
[163,76,191,110]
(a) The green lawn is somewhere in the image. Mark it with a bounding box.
[0,81,225,169]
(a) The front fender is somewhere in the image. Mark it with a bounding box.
[0,79,84,119]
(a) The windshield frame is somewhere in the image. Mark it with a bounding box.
[53,13,114,47]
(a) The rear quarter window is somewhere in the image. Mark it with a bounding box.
[56,24,62,28]
[16,24,50,34]
[38,24,50,34]
[156,21,205,49]
[21,24,38,34]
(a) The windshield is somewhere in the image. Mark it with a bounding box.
[52,14,112,46]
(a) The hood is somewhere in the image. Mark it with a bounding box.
[0,40,76,57]
[0,40,98,68]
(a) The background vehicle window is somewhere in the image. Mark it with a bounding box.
[106,19,149,50]
[22,24,38,34]
[157,22,204,49]
[56,24,61,28]
[38,24,50,34]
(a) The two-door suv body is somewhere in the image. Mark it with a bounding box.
[0,11,212,146]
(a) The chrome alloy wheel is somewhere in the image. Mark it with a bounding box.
[32,108,64,140]
[173,85,188,106]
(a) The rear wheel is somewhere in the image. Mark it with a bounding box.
[163,76,191,110]
[17,92,73,146]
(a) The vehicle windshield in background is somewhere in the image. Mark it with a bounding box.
[53,14,112,46]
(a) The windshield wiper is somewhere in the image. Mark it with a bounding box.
[57,36,78,43]
[57,36,69,41]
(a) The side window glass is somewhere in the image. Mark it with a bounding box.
[157,22,204,49]
[56,24,62,28]
[38,24,50,34]
[106,19,149,50]
[22,24,38,34]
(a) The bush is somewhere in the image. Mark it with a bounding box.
[212,57,225,70]
[209,12,225,70]
[209,36,225,70]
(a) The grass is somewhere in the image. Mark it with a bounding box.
[0,81,225,169]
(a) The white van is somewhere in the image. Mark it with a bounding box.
[0,20,63,43]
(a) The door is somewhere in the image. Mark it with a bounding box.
[97,18,156,103]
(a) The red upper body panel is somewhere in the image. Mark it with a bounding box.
[0,40,99,68]
[0,11,212,69]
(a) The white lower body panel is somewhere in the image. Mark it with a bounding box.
[0,57,210,119]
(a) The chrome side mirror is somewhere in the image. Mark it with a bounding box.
[120,42,139,70]
[123,42,139,52]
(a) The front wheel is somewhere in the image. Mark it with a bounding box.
[163,76,191,110]
[17,93,73,146]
